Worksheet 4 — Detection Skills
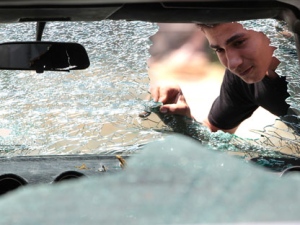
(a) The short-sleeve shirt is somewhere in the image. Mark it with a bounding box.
[208,69,290,130]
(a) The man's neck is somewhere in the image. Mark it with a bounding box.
[266,56,280,79]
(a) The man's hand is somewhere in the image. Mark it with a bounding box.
[150,82,192,118]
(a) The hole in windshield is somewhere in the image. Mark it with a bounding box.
[148,19,300,159]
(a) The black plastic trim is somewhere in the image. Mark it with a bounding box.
[0,173,28,195]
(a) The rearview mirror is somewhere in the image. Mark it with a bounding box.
[0,42,90,73]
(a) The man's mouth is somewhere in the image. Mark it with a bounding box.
[239,66,253,76]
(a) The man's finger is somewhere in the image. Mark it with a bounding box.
[160,104,190,117]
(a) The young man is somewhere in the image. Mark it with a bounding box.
[150,22,290,134]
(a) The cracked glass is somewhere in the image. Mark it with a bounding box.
[0,19,298,162]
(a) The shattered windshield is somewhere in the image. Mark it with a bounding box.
[0,19,298,160]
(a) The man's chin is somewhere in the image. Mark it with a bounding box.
[240,75,261,84]
[238,70,267,84]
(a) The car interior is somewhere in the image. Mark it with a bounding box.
[0,0,298,196]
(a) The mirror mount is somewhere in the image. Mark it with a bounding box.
[36,22,46,41]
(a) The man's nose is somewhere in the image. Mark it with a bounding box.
[226,50,243,71]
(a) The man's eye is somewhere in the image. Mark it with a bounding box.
[215,48,224,53]
[234,40,245,47]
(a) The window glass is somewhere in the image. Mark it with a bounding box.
[0,19,298,159]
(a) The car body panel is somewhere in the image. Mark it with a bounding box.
[0,1,296,23]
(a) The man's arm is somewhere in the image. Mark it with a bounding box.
[150,81,240,133]
[150,82,240,133]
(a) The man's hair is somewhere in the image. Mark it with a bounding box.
[196,23,220,30]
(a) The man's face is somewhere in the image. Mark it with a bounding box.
[202,23,276,84]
